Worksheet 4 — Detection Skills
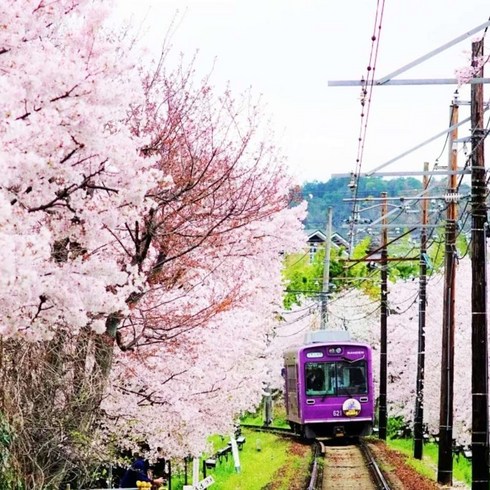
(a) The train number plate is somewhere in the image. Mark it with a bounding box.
[332,410,342,417]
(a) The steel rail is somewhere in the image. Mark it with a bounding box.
[360,440,391,489]
[307,440,325,490]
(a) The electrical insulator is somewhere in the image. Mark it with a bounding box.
[444,193,463,203]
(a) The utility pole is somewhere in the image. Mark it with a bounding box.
[437,98,459,485]
[379,192,388,440]
[414,162,429,459]
[470,39,489,490]
[321,207,333,329]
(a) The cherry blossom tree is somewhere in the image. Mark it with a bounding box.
[0,1,306,487]
[0,0,159,343]
[102,206,306,458]
[97,57,307,459]
[0,1,162,486]
[381,257,476,445]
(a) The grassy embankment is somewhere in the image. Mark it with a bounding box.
[386,438,471,487]
[169,426,310,490]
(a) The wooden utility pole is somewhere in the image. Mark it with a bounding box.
[437,99,459,485]
[413,162,429,459]
[379,192,388,440]
[321,207,333,329]
[470,39,489,490]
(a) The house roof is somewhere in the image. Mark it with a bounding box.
[306,229,350,250]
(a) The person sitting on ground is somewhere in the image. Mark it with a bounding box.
[120,454,164,488]
[151,448,169,485]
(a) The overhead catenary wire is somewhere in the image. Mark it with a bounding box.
[349,0,387,247]
[354,0,387,177]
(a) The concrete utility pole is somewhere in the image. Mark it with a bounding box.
[379,192,388,440]
[413,162,429,460]
[321,207,333,329]
[437,99,459,485]
[470,39,489,490]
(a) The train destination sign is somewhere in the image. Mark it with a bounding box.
[306,352,323,358]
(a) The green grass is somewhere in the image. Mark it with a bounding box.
[240,413,289,429]
[387,438,472,486]
[170,428,306,490]
[240,401,290,429]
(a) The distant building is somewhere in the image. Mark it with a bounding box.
[306,229,350,262]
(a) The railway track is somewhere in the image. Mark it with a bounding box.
[317,439,391,490]
[241,425,391,489]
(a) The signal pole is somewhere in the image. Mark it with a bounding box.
[321,207,333,329]
[470,39,489,490]
[413,162,429,459]
[437,98,459,485]
[379,192,388,440]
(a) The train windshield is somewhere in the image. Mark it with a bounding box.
[305,361,368,396]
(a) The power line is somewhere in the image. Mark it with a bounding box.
[349,0,387,246]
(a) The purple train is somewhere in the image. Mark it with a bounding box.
[283,331,374,439]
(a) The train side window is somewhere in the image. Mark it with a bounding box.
[285,366,296,393]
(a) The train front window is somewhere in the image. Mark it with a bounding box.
[305,361,367,396]
[305,362,330,396]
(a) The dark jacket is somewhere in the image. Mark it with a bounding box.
[120,458,151,488]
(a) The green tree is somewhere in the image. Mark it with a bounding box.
[282,245,348,309]
[282,250,323,309]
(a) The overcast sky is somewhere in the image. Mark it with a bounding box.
[117,0,490,183]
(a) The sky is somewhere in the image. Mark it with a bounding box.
[116,0,490,184]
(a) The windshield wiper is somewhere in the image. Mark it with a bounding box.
[341,356,365,364]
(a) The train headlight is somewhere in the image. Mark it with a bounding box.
[328,347,343,355]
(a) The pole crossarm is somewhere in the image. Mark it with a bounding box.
[341,257,419,263]
[378,20,490,84]
[343,193,469,202]
[343,224,443,229]
[328,78,490,87]
[328,20,490,88]
[333,170,470,178]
